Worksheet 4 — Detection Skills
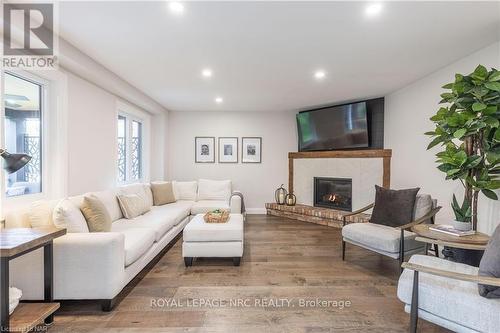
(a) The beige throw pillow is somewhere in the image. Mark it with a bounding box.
[28,200,59,228]
[150,182,176,206]
[81,195,112,232]
[117,194,150,219]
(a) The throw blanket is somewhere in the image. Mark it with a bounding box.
[231,191,246,214]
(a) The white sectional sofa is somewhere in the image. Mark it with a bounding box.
[4,179,241,311]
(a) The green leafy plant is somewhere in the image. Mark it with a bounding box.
[426,65,500,230]
[451,194,472,222]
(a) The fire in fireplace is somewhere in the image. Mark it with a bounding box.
[313,177,352,211]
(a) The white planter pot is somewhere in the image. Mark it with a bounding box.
[451,220,472,231]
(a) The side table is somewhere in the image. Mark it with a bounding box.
[0,227,66,332]
[411,224,490,266]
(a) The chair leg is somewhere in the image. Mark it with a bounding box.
[410,270,419,333]
[434,244,439,258]
[342,240,346,261]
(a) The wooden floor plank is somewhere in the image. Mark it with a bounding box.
[50,214,449,332]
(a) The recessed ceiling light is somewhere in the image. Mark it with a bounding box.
[168,2,184,14]
[215,97,223,104]
[314,70,326,80]
[365,3,383,16]
[202,69,213,78]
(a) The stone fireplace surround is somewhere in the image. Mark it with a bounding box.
[265,150,391,228]
[289,150,391,211]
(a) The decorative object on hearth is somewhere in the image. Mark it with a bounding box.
[241,137,262,163]
[285,193,296,206]
[204,209,230,223]
[195,137,215,163]
[426,65,500,232]
[0,148,31,174]
[218,137,238,163]
[275,184,287,205]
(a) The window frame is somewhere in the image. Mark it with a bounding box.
[116,101,150,185]
[2,70,49,203]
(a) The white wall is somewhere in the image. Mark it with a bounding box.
[167,111,297,212]
[385,42,500,234]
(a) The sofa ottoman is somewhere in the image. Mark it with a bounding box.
[182,213,244,266]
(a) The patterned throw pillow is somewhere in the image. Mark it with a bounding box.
[117,193,150,219]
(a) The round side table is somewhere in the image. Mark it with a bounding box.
[411,224,490,267]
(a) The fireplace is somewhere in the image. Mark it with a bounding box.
[313,177,352,211]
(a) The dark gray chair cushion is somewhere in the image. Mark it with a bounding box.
[370,185,420,227]
[479,223,500,298]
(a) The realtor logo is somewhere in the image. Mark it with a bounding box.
[2,2,58,69]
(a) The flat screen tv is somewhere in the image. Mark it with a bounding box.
[297,101,369,151]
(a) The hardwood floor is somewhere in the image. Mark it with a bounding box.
[50,215,449,332]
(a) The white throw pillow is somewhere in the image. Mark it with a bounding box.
[28,200,59,228]
[52,199,90,233]
[90,189,123,221]
[172,181,198,201]
[197,179,232,201]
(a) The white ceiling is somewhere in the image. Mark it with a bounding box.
[59,1,500,112]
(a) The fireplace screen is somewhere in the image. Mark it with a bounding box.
[313,177,352,211]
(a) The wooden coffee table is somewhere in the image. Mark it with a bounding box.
[411,224,490,251]
[1,227,66,332]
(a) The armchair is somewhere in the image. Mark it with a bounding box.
[341,194,441,270]
[398,255,500,333]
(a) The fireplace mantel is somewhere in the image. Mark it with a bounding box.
[288,149,392,195]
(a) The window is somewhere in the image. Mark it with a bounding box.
[117,114,143,183]
[4,73,43,197]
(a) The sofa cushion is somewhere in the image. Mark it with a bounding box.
[150,181,176,205]
[81,195,112,232]
[479,223,500,298]
[342,222,423,254]
[52,199,89,233]
[183,214,243,242]
[371,186,420,227]
[398,255,500,333]
[119,183,153,210]
[117,194,150,219]
[197,179,231,201]
[28,200,59,228]
[190,200,230,215]
[173,181,197,201]
[111,201,192,241]
[90,189,123,221]
[119,228,156,266]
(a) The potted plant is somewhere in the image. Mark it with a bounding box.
[426,65,500,231]
[451,194,472,231]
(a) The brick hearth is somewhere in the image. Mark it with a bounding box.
[265,203,370,228]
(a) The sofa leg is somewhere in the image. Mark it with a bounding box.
[232,257,241,266]
[184,257,193,267]
[101,298,117,312]
[434,244,439,258]
[410,270,419,333]
[342,240,346,261]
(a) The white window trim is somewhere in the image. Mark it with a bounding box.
[116,100,151,185]
[1,70,50,207]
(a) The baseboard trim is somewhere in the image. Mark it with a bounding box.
[246,208,267,215]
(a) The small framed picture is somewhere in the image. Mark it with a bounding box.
[242,137,262,163]
[218,137,238,163]
[195,137,215,163]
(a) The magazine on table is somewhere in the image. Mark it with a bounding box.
[429,225,476,237]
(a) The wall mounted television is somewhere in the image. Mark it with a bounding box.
[296,98,384,151]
